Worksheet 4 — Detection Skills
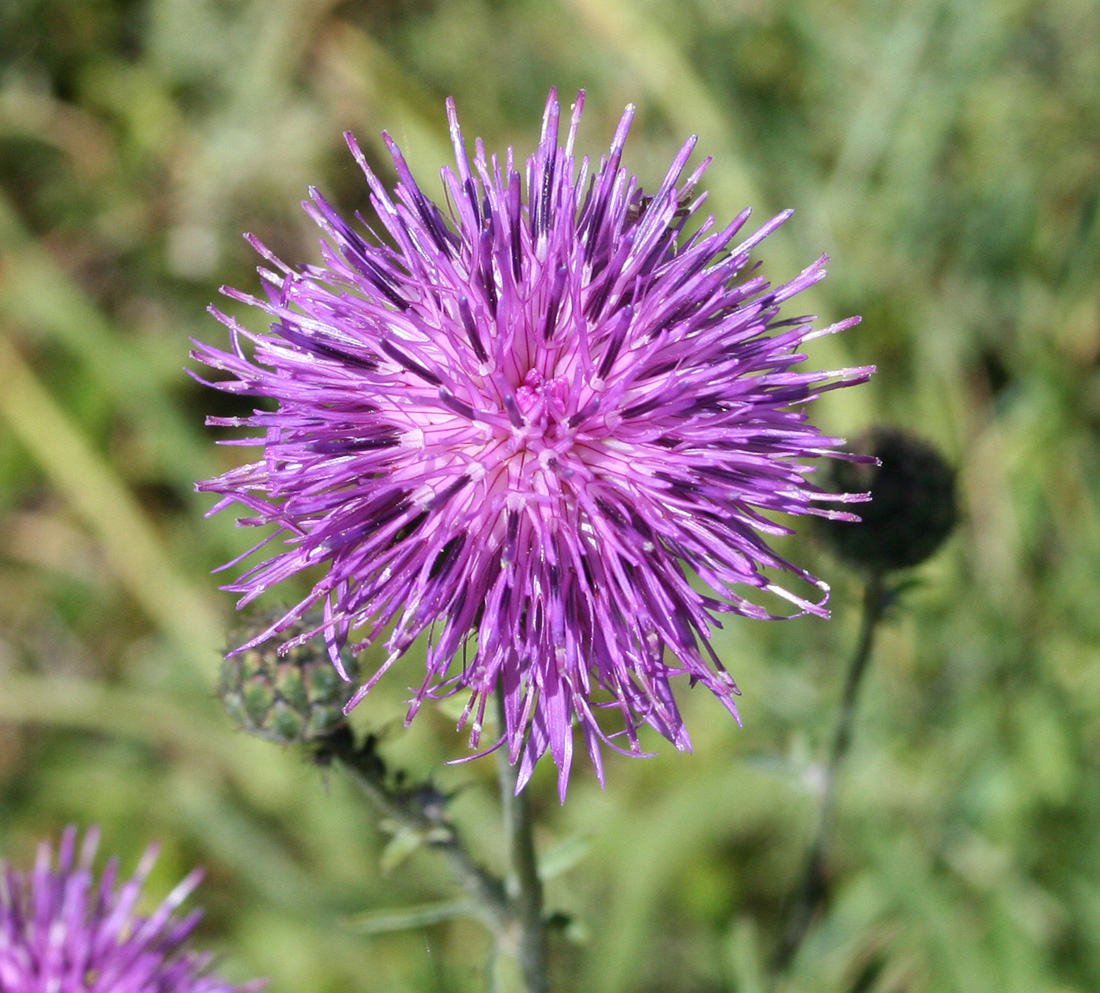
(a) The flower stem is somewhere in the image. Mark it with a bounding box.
[324,715,552,990]
[496,688,550,993]
[775,571,889,968]
[322,726,512,935]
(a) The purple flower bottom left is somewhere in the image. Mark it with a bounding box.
[0,826,264,993]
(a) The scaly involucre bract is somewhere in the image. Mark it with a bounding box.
[193,90,871,798]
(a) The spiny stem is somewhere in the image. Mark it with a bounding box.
[775,571,889,969]
[325,716,552,990]
[497,687,550,993]
[322,726,511,935]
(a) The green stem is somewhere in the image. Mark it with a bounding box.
[328,710,552,991]
[775,572,889,968]
[496,688,550,993]
[324,726,512,935]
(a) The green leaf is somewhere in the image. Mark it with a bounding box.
[538,833,594,881]
[345,899,475,935]
[378,826,429,877]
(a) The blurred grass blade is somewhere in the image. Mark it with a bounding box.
[0,673,226,755]
[724,917,766,993]
[0,192,218,492]
[0,332,223,671]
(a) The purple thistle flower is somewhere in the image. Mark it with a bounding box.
[0,826,263,993]
[193,90,872,798]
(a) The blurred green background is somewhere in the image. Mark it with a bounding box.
[1,0,1099,990]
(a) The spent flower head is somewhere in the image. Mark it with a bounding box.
[0,826,263,993]
[817,427,957,573]
[193,89,872,797]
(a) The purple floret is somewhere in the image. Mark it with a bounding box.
[0,826,263,993]
[193,89,872,798]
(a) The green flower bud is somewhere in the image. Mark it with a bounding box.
[218,615,360,745]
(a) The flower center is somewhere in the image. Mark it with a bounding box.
[509,368,573,447]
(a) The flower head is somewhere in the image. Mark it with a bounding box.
[193,90,871,797]
[817,427,956,573]
[0,826,262,993]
